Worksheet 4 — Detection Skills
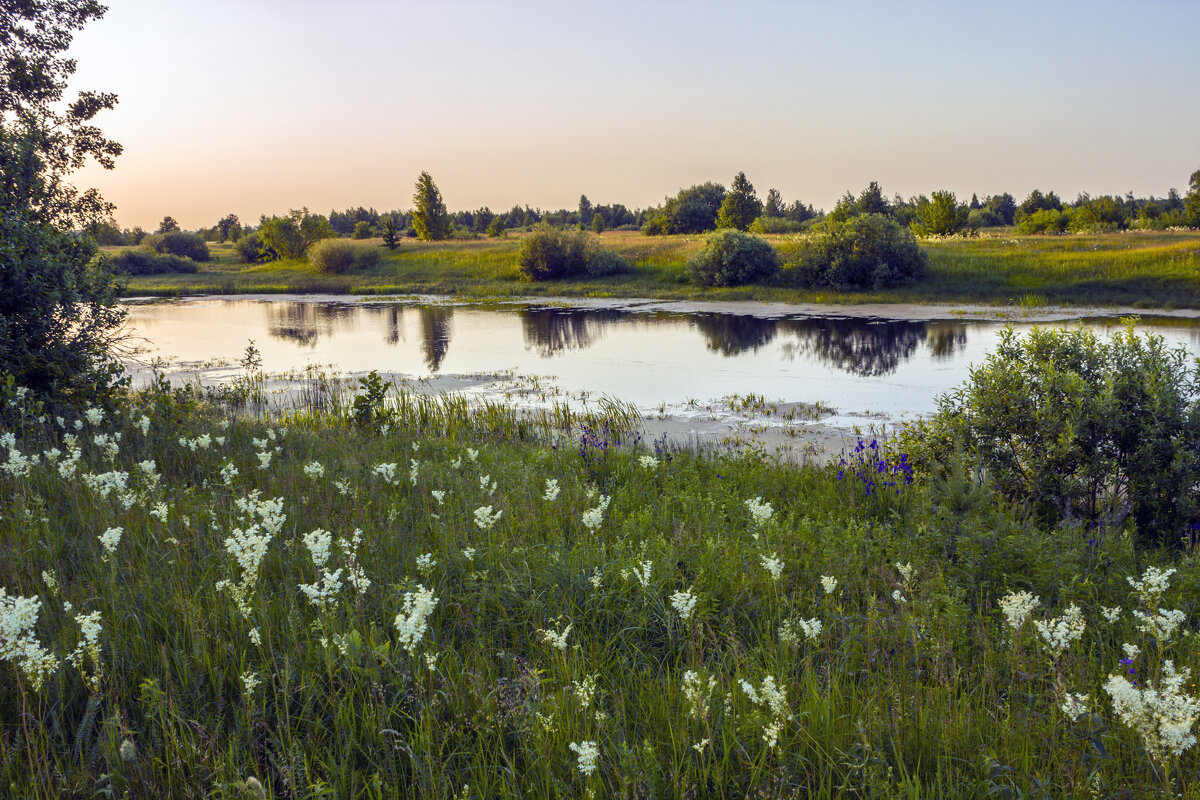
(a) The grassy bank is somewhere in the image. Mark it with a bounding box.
[113,229,1200,309]
[2,383,1198,797]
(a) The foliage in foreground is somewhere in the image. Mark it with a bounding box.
[1,383,1199,798]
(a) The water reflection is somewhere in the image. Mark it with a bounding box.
[693,313,778,356]
[265,303,357,348]
[777,318,929,376]
[521,308,621,357]
[925,322,969,360]
[418,306,454,372]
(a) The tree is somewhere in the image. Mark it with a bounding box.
[641,182,725,235]
[1185,168,1200,227]
[216,213,240,242]
[578,194,593,225]
[716,171,762,231]
[258,208,334,259]
[590,212,606,233]
[158,215,180,233]
[1,1,127,406]
[855,181,890,216]
[763,188,784,218]
[412,170,449,240]
[911,190,968,236]
[380,214,401,250]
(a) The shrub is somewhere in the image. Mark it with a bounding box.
[1015,209,1068,235]
[235,232,270,263]
[307,238,357,274]
[782,214,924,290]
[352,221,375,239]
[516,226,626,281]
[108,250,198,275]
[966,208,1002,229]
[687,229,779,287]
[354,247,382,269]
[144,231,210,261]
[748,216,808,234]
[908,325,1200,549]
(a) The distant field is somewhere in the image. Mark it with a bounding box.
[112,229,1200,309]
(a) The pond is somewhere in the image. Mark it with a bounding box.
[122,296,1200,447]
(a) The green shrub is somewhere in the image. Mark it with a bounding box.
[748,216,808,234]
[352,221,375,239]
[234,232,270,263]
[308,238,357,274]
[516,226,626,281]
[782,214,924,290]
[354,247,382,269]
[107,250,198,275]
[1015,208,1069,234]
[144,231,210,261]
[687,229,778,287]
[908,325,1200,548]
[966,208,1002,228]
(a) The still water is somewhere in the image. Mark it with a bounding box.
[123,298,1200,426]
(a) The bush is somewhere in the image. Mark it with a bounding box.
[686,229,778,287]
[516,226,627,281]
[1015,208,1069,234]
[748,216,808,234]
[144,231,210,261]
[782,214,925,290]
[307,238,357,274]
[235,232,270,263]
[354,247,381,269]
[966,208,1002,228]
[108,250,198,275]
[908,325,1200,549]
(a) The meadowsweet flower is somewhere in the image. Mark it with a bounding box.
[474,505,502,530]
[98,527,123,557]
[1061,692,1090,722]
[568,741,598,778]
[798,617,822,641]
[218,496,283,616]
[632,560,651,588]
[538,621,573,651]
[119,739,137,762]
[466,448,479,463]
[450,457,462,470]
[41,571,58,594]
[479,474,495,493]
[999,590,1040,631]
[693,739,710,753]
[248,628,262,646]
[682,670,717,720]
[820,575,838,595]
[409,459,420,486]
[462,547,476,561]
[150,502,169,523]
[424,652,438,672]
[0,589,59,691]
[740,675,790,748]
[670,588,698,621]
[895,562,916,584]
[760,553,784,580]
[83,470,130,500]
[572,673,598,709]
[745,496,773,526]
[373,463,398,484]
[1102,606,1122,624]
[589,568,603,589]
[1124,642,1141,659]
[1128,566,1177,606]
[303,461,325,479]
[1105,660,1200,768]
[543,478,560,501]
[394,585,438,654]
[220,460,239,484]
[581,495,611,532]
[1035,604,1086,657]
[1133,608,1187,643]
[416,552,437,577]
[241,671,261,697]
[137,415,150,436]
[639,454,658,470]
[431,490,445,505]
[215,436,226,446]
[892,590,907,604]
[84,406,104,426]
[255,450,273,469]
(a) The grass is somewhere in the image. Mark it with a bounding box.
[113,229,1200,309]
[2,379,1199,797]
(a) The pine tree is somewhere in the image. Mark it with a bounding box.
[763,188,784,218]
[380,214,401,250]
[412,171,449,241]
[578,194,593,225]
[715,172,762,231]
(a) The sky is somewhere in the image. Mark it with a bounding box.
[66,0,1200,230]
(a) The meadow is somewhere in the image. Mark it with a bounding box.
[2,377,1199,798]
[113,229,1200,309]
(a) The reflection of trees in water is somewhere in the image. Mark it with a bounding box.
[925,322,969,360]
[265,303,356,348]
[778,317,929,376]
[693,314,778,356]
[373,306,405,346]
[419,306,454,372]
[520,308,623,357]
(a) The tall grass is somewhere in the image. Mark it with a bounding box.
[1,386,1197,797]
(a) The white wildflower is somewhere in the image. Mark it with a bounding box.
[98,527,123,557]
[416,552,437,577]
[462,547,476,561]
[409,459,420,486]
[466,448,479,462]
[744,496,773,526]
[568,740,598,778]
[589,568,603,589]
[892,590,906,604]
[895,562,916,584]
[431,490,445,505]
[1061,692,1090,722]
[632,560,652,588]
[67,609,103,691]
[581,495,611,532]
[1127,566,1177,606]
[1133,608,1187,643]
[474,505,502,531]
[248,628,262,646]
[670,587,698,621]
[820,575,838,595]
[538,621,573,651]
[681,670,717,720]
[1035,604,1086,657]
[1123,642,1141,660]
[220,460,239,484]
[303,461,325,480]
[0,589,59,691]
[1105,660,1200,768]
[999,590,1040,631]
[1101,606,1122,624]
[638,454,658,470]
[394,585,438,654]
[241,671,261,697]
[543,478,560,501]
[340,529,370,594]
[150,502,169,523]
[373,463,398,484]
[759,553,784,580]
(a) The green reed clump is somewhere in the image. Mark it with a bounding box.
[1,385,1198,798]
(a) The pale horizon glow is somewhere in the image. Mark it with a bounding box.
[66,0,1200,230]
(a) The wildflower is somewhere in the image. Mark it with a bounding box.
[1101,606,1122,624]
[84,406,104,426]
[632,560,652,588]
[745,496,773,526]
[999,590,1040,631]
[67,609,103,691]
[299,529,343,610]
[639,454,658,470]
[409,459,420,486]
[41,570,58,594]
[119,739,137,762]
[581,495,610,532]
[450,457,462,470]
[1035,604,1086,657]
[543,478,560,501]
[572,674,598,709]
[248,628,262,646]
[431,490,445,505]
[83,470,130,500]
[98,527,123,557]
[394,585,438,654]
[798,617,822,641]
[1127,566,1176,606]
[1105,660,1200,768]
[416,552,437,577]
[474,505,503,531]
[303,461,325,480]
[1061,692,1090,722]
[373,463,398,484]
[740,675,790,748]
[759,553,784,581]
[462,547,476,561]
[479,473,496,493]
[150,502,169,523]
[895,562,916,584]
[588,568,603,589]
[820,575,838,595]
[1133,609,1187,643]
[568,740,598,778]
[1124,642,1141,660]
[241,671,261,697]
[137,415,151,436]
[693,739,710,753]
[0,589,59,691]
[538,621,573,651]
[670,588,698,621]
[220,460,240,484]
[682,670,717,720]
[892,590,906,604]
[466,448,479,462]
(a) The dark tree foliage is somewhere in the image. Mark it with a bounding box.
[763,188,784,218]
[157,215,180,233]
[578,194,593,225]
[642,182,725,235]
[216,213,240,242]
[0,0,127,406]
[716,171,762,232]
[687,229,778,287]
[379,213,401,250]
[1016,190,1063,220]
[413,171,450,240]
[784,214,925,290]
[910,191,968,237]
[258,208,333,259]
[983,193,1017,225]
